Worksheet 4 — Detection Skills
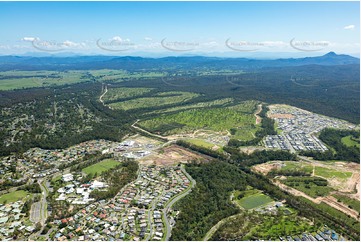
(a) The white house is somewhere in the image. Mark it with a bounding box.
[62,173,73,182]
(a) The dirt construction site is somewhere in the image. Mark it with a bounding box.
[252,160,360,219]
[138,145,211,166]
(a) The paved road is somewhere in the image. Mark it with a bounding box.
[163,166,196,240]
[38,180,48,225]
[30,180,48,226]
[131,120,169,141]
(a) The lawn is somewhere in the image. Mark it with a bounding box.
[341,135,360,148]
[82,159,120,176]
[0,190,29,204]
[314,166,352,180]
[235,190,274,210]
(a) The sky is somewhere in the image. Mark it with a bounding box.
[0,1,359,57]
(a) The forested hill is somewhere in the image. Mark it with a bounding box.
[0,52,359,71]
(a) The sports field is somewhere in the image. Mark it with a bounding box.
[82,159,120,176]
[0,190,29,204]
[235,189,274,210]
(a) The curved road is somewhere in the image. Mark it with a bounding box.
[30,180,48,226]
[163,166,196,240]
[99,84,108,104]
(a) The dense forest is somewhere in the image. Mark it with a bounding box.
[300,128,360,163]
[172,143,360,240]
[171,161,247,241]
[0,83,134,156]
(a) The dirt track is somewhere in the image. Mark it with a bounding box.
[254,104,263,125]
[273,180,359,219]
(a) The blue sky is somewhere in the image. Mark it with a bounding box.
[0,1,359,57]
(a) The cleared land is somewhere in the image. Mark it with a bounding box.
[0,190,29,204]
[89,70,165,82]
[147,98,234,115]
[184,138,222,152]
[252,161,312,175]
[109,91,199,110]
[138,145,210,166]
[139,101,260,141]
[314,166,352,180]
[103,87,154,102]
[332,194,360,213]
[82,159,120,176]
[283,177,334,198]
[341,135,360,148]
[253,160,360,218]
[0,70,88,90]
[253,160,358,194]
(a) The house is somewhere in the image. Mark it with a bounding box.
[0,217,8,224]
[90,180,107,189]
[62,173,73,182]
[25,226,35,232]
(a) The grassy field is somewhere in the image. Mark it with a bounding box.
[0,190,29,204]
[341,135,360,148]
[332,194,360,213]
[0,70,89,90]
[280,161,313,174]
[284,177,334,198]
[51,175,62,183]
[82,159,120,176]
[0,70,167,90]
[139,102,259,140]
[235,189,274,210]
[103,87,154,102]
[184,138,223,151]
[109,91,199,110]
[314,166,352,180]
[89,69,165,82]
[148,98,234,114]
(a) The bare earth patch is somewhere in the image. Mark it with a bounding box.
[138,145,211,166]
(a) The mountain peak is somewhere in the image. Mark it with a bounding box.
[324,51,337,57]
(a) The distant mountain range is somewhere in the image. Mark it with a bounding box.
[0,52,359,71]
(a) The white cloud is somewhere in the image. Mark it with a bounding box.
[344,25,355,30]
[21,37,39,42]
[62,40,86,48]
[108,36,131,43]
[144,37,153,41]
[110,36,122,42]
